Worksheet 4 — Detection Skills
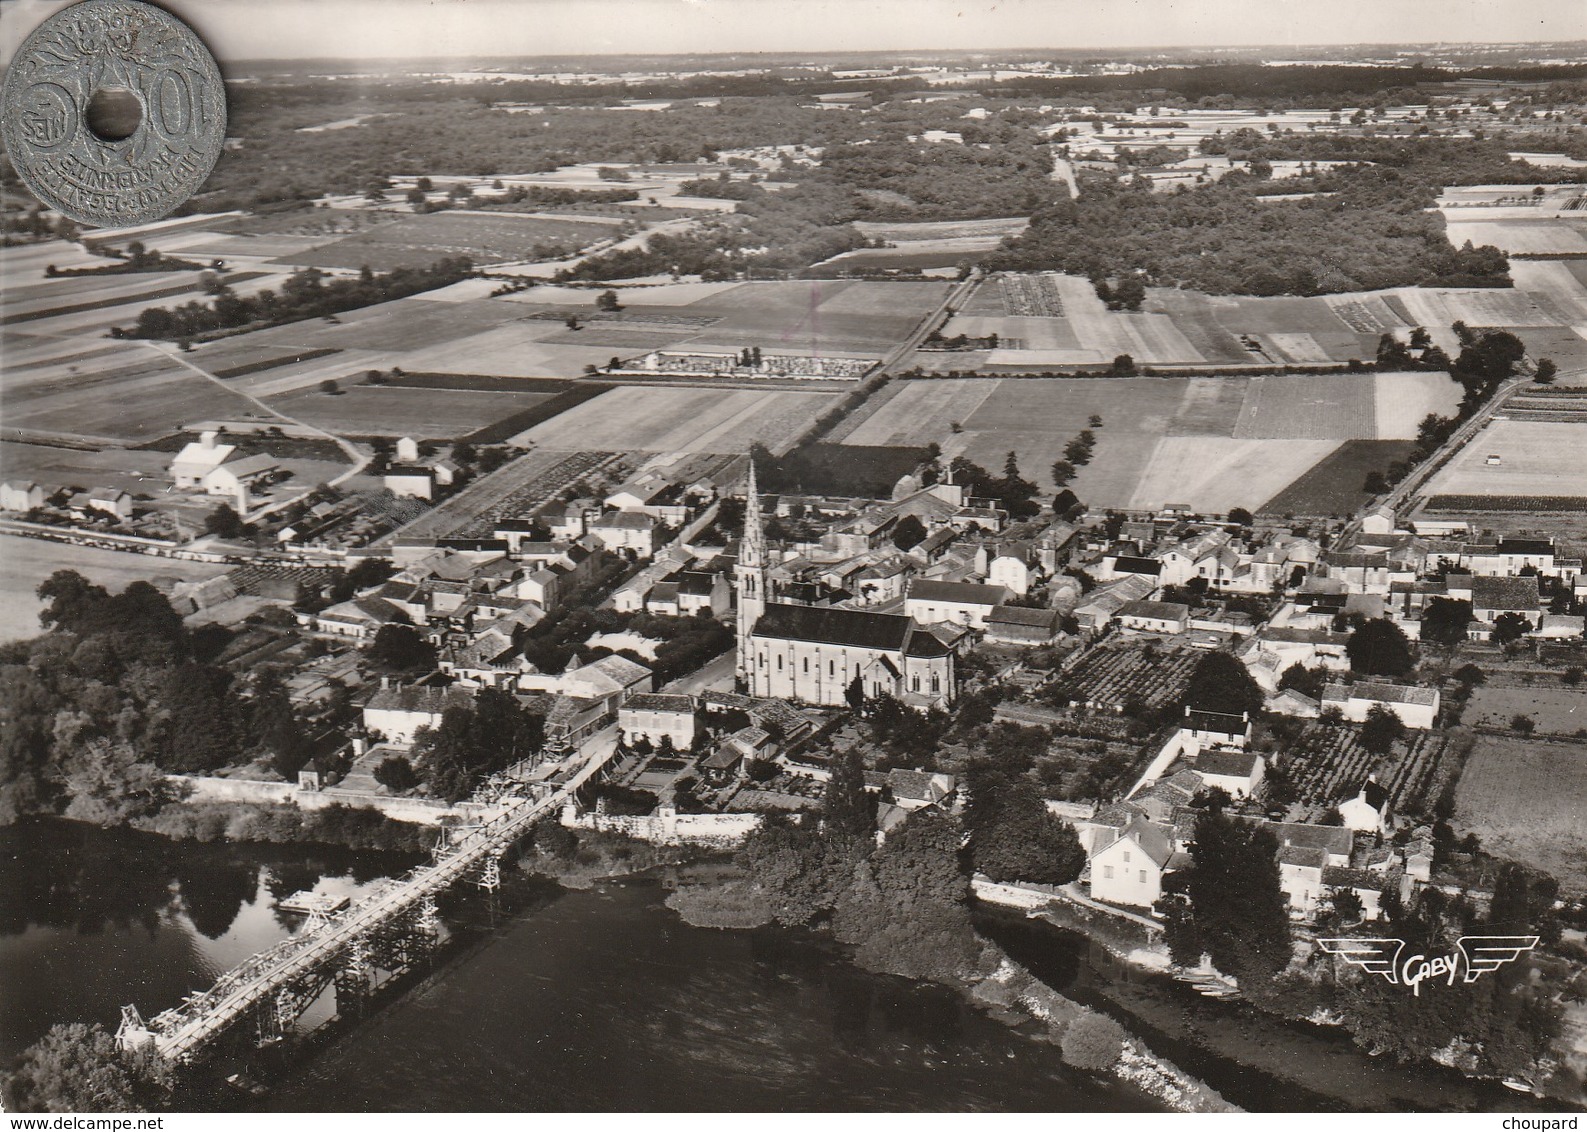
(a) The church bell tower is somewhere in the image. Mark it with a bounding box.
[735,459,768,687]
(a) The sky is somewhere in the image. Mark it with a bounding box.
[2,0,1585,62]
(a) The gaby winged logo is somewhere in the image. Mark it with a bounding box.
[1317,936,1539,996]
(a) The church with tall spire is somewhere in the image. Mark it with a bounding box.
[734,460,955,711]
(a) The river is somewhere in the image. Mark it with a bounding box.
[0,820,1557,1112]
[0,821,1147,1112]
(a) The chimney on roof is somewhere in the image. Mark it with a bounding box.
[200,430,218,450]
[381,675,391,690]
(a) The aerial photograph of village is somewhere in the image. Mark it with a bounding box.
[4,0,1587,1116]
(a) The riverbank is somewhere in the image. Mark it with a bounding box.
[656,856,1232,1112]
[977,904,1570,1113]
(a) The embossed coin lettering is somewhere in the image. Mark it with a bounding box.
[1,0,227,227]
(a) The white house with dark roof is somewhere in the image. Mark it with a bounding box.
[1320,681,1439,729]
[86,488,132,520]
[1089,815,1175,908]
[1189,748,1265,799]
[1116,599,1191,636]
[904,579,1011,629]
[589,510,659,557]
[618,692,698,750]
[203,453,279,505]
[363,683,473,746]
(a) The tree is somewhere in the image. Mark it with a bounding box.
[964,765,1086,885]
[844,673,866,714]
[1110,353,1136,376]
[1060,1012,1126,1071]
[1453,663,1485,687]
[2,1022,155,1112]
[1511,714,1536,736]
[203,503,244,539]
[1183,650,1264,717]
[1420,597,1474,647]
[1051,459,1076,488]
[822,747,873,838]
[1346,618,1414,678]
[374,755,419,792]
[890,514,928,551]
[1184,809,1292,981]
[596,289,621,312]
[1227,507,1253,527]
[1534,358,1558,385]
[367,624,435,672]
[1089,414,1104,428]
[319,378,340,395]
[59,739,166,826]
[1492,612,1532,647]
[1359,703,1406,756]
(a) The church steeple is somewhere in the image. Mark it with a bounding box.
[735,458,768,688]
[741,457,765,569]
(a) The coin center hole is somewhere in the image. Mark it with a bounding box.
[85,88,142,141]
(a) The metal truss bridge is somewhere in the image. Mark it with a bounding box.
[117,742,614,1064]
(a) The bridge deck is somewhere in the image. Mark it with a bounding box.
[147,740,613,1061]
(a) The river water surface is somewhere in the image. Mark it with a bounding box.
[0,820,1559,1112]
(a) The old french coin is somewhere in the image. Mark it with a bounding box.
[1,0,226,228]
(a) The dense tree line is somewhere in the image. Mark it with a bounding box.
[985,164,1512,295]
[120,259,473,341]
[556,180,865,280]
[0,571,318,825]
[733,749,983,983]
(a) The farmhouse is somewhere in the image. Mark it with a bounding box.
[203,454,279,502]
[86,488,132,520]
[1466,575,1543,625]
[589,510,660,557]
[1190,749,1265,799]
[888,768,957,810]
[1320,681,1440,729]
[1337,780,1391,834]
[0,481,46,511]
[385,466,440,501]
[169,431,236,488]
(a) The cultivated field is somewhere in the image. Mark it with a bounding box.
[3,353,263,444]
[1463,684,1587,736]
[512,385,836,454]
[1259,439,1415,516]
[274,212,620,270]
[1127,437,1341,513]
[0,536,230,644]
[1052,642,1199,712]
[265,385,555,439]
[1423,419,1587,498]
[1281,722,1458,813]
[840,372,1449,511]
[1455,735,1587,893]
[908,271,1587,373]
[1442,218,1587,257]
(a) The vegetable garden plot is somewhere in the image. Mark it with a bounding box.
[1051,644,1200,713]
